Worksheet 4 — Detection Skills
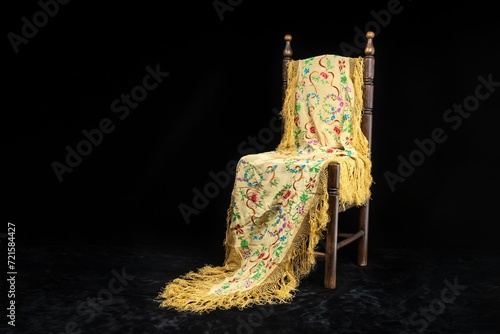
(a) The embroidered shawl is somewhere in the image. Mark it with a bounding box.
[157,54,372,313]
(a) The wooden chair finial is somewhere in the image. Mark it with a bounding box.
[365,31,375,56]
[283,34,293,58]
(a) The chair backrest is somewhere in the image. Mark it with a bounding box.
[281,32,375,152]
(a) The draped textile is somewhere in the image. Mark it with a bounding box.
[156,54,372,313]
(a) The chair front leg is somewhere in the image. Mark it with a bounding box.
[325,163,340,289]
[357,201,369,266]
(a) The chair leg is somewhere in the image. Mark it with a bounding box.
[324,163,340,289]
[357,201,369,266]
[324,206,339,289]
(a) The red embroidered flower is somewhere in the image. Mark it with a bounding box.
[334,124,341,135]
[234,224,243,234]
[266,259,277,269]
[320,72,328,79]
[338,60,346,71]
[325,147,334,153]
[309,126,316,134]
[306,177,316,189]
[283,189,291,199]
[249,193,259,203]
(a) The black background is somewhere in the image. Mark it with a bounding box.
[4,0,500,253]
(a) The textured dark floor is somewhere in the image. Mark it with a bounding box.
[4,244,500,334]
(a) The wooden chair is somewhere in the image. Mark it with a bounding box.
[281,31,375,289]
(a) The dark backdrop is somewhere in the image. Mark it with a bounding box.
[4,1,500,252]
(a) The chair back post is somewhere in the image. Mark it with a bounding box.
[362,31,375,151]
[282,34,293,104]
